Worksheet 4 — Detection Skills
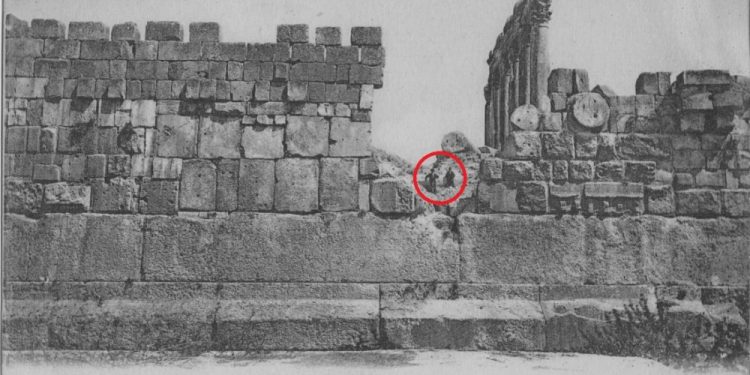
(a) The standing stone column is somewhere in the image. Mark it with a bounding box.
[530,0,552,107]
[523,33,532,105]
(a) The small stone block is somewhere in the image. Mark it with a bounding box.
[277,24,308,43]
[315,27,341,45]
[189,22,220,42]
[351,27,382,46]
[145,21,183,41]
[111,22,141,41]
[68,22,110,40]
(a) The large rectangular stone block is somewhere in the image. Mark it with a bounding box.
[68,22,110,40]
[675,189,722,217]
[329,118,371,157]
[3,299,213,351]
[198,116,241,158]
[155,115,198,158]
[370,178,414,214]
[241,125,284,159]
[139,179,179,215]
[320,158,358,211]
[459,214,750,285]
[80,40,133,59]
[142,212,459,282]
[381,283,544,350]
[179,160,216,211]
[3,214,142,281]
[43,182,90,212]
[30,19,65,39]
[285,116,329,157]
[91,177,139,213]
[274,158,319,212]
[238,159,275,211]
[145,21,183,41]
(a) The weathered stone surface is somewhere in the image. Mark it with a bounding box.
[315,27,341,45]
[91,177,139,213]
[151,157,182,180]
[676,70,732,86]
[198,116,241,158]
[139,180,179,215]
[476,182,518,213]
[4,179,43,215]
[3,214,143,281]
[320,158,358,211]
[349,65,383,87]
[145,21,183,41]
[275,158,319,212]
[238,159,275,211]
[285,116,329,157]
[32,164,61,182]
[216,299,378,350]
[516,181,548,213]
[189,22,219,42]
[215,160,239,212]
[180,160,216,211]
[645,185,675,216]
[156,115,198,158]
[351,27,382,46]
[5,14,30,38]
[30,19,65,39]
[241,126,284,159]
[330,118,371,157]
[548,69,573,94]
[675,189,721,217]
[43,182,90,212]
[3,299,213,351]
[111,22,140,41]
[370,178,414,214]
[460,214,750,285]
[501,161,543,181]
[542,131,574,159]
[502,131,541,159]
[68,22,109,40]
[382,284,544,350]
[143,212,458,281]
[277,24,308,43]
[542,285,657,352]
[721,189,750,217]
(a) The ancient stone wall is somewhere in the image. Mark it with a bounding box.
[481,0,750,220]
[4,15,389,217]
[3,10,749,355]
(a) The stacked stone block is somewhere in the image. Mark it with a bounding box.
[3,15,407,217]
[478,68,750,218]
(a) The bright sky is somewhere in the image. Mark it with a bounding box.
[6,0,749,162]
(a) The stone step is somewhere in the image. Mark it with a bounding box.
[2,282,746,352]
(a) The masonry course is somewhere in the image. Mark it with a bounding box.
[3,7,749,355]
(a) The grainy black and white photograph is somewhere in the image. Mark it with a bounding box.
[1,0,749,374]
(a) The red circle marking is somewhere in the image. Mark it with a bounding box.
[412,150,468,206]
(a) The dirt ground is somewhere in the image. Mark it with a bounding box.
[2,350,746,375]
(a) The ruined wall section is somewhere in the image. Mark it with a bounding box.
[480,0,750,219]
[4,15,398,217]
[484,0,551,148]
[477,69,750,218]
